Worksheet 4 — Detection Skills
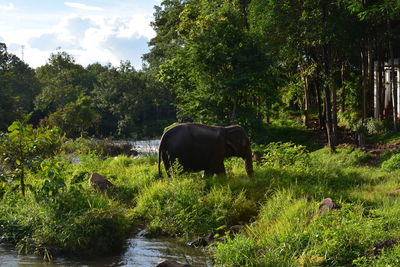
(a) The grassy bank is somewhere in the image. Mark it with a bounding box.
[1,125,400,265]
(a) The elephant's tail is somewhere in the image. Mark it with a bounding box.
[158,149,162,177]
[158,140,166,177]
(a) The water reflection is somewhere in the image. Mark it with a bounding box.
[0,235,209,267]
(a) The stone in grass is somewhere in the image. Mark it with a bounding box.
[89,173,114,192]
[155,260,191,267]
[318,198,340,214]
[388,188,400,198]
[366,239,399,258]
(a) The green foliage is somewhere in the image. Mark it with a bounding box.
[40,95,100,137]
[366,118,388,135]
[135,177,254,237]
[0,43,39,130]
[93,62,174,138]
[153,0,278,133]
[382,153,400,171]
[258,142,309,167]
[213,188,400,266]
[1,131,400,264]
[339,111,388,135]
[311,146,373,168]
[212,234,257,267]
[0,119,63,195]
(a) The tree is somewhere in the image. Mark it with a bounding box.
[154,0,278,137]
[35,52,92,113]
[93,61,174,137]
[0,118,62,196]
[0,43,39,129]
[34,52,99,137]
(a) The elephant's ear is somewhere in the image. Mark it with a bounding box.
[226,139,239,154]
[225,126,243,153]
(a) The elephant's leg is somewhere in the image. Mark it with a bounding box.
[216,163,226,176]
[205,161,226,176]
[162,151,171,177]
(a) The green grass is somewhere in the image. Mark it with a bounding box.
[1,132,400,265]
[367,130,400,145]
[264,118,316,149]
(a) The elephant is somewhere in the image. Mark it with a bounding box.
[158,123,253,177]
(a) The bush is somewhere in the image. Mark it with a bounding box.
[382,153,400,171]
[311,146,372,168]
[259,142,309,167]
[366,118,387,135]
[0,121,63,196]
[134,177,255,237]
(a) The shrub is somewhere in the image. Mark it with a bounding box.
[366,118,387,135]
[134,177,255,237]
[382,153,400,171]
[310,147,372,168]
[259,142,309,167]
[0,120,63,196]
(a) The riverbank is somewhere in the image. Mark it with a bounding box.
[2,133,400,266]
[0,234,208,266]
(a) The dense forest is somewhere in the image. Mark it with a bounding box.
[1,0,399,148]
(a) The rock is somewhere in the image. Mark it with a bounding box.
[318,198,340,213]
[89,173,114,191]
[367,239,399,258]
[155,260,191,267]
[229,225,244,232]
[186,236,209,247]
[388,188,400,198]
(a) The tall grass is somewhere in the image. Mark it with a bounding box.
[2,135,400,266]
[212,145,400,266]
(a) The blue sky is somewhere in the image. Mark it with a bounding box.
[0,0,161,69]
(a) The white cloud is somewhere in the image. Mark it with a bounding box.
[19,14,154,68]
[0,3,16,11]
[64,2,104,11]
[0,2,159,69]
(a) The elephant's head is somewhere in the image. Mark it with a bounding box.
[224,125,254,177]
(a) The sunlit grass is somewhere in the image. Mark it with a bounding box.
[2,140,400,265]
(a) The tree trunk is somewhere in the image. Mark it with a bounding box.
[359,48,367,148]
[388,18,397,130]
[367,38,374,117]
[303,75,310,127]
[315,77,324,129]
[322,48,334,151]
[321,1,335,152]
[375,48,382,119]
[332,72,338,146]
[230,100,237,124]
[340,62,346,113]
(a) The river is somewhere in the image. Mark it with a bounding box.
[0,233,209,266]
[0,139,211,266]
[131,140,160,154]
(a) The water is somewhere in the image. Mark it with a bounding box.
[131,140,160,155]
[0,234,209,267]
[1,139,209,266]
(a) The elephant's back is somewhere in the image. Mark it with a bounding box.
[161,123,222,145]
[160,123,223,168]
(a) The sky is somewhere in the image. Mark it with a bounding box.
[0,0,161,69]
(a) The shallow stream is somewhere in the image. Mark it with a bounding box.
[0,233,209,266]
[1,139,210,266]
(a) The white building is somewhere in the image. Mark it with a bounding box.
[374,59,400,119]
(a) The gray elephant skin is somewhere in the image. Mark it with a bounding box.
[158,123,254,177]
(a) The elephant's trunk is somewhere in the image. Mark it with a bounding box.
[244,152,254,177]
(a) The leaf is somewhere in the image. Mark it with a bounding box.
[7,122,20,132]
[16,159,21,166]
